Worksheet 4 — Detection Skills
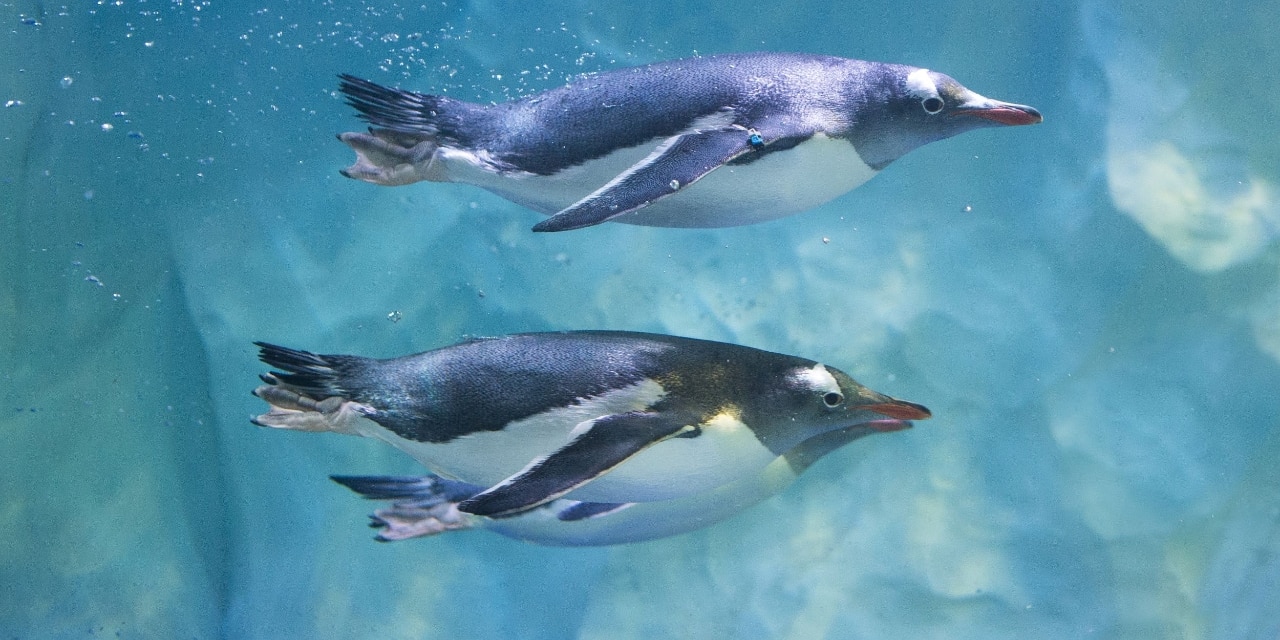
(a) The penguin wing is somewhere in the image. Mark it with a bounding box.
[530,128,758,232]
[457,411,695,517]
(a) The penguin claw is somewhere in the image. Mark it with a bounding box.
[367,502,475,541]
[333,475,485,541]
[250,385,368,434]
[338,131,441,186]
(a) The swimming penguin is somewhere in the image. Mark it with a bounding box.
[251,331,929,517]
[329,419,913,546]
[336,51,1041,231]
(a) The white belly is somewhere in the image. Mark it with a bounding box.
[445,133,879,228]
[621,134,879,227]
[563,412,778,502]
[487,454,802,546]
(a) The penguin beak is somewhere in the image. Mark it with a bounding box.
[864,419,913,433]
[953,98,1043,126]
[862,400,932,421]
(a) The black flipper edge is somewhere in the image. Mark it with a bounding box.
[531,128,754,232]
[457,411,694,516]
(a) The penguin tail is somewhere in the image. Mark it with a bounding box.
[253,342,359,399]
[331,474,482,541]
[337,74,480,141]
[336,74,486,185]
[250,342,378,434]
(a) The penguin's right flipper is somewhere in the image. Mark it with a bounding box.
[531,128,756,232]
[457,411,695,517]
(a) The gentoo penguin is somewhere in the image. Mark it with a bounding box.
[329,420,911,546]
[336,51,1041,231]
[251,331,929,517]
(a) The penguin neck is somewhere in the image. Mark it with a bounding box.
[845,97,920,170]
[746,414,844,456]
[842,63,928,170]
[782,425,876,474]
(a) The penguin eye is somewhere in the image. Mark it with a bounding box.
[822,392,844,408]
[921,97,945,114]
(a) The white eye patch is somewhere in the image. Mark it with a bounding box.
[905,68,940,101]
[790,363,841,396]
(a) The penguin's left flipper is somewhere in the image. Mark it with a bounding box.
[531,128,759,232]
[457,411,695,517]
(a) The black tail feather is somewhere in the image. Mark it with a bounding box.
[254,342,356,398]
[337,73,465,139]
[254,341,331,372]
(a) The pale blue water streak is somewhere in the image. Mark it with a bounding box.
[2,1,1278,638]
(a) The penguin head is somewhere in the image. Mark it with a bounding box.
[747,362,930,454]
[849,65,1042,169]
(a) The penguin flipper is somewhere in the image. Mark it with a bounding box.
[531,128,755,232]
[457,411,695,517]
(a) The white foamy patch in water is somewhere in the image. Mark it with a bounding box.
[1098,31,1280,273]
[1108,141,1279,273]
[1252,284,1280,364]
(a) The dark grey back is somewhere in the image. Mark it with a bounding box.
[466,53,877,175]
[324,331,816,444]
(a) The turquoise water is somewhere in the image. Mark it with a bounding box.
[3,1,1279,638]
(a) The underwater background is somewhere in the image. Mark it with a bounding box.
[3,0,1279,638]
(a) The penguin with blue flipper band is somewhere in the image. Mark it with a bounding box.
[251,331,929,518]
[336,51,1041,231]
[328,418,910,546]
